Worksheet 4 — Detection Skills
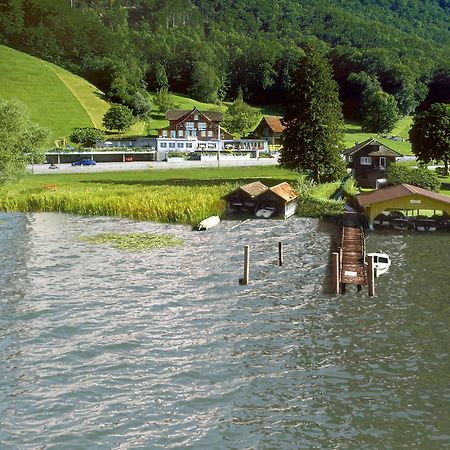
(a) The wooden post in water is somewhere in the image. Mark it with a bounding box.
[367,255,375,297]
[332,252,340,294]
[239,245,250,285]
[278,241,283,266]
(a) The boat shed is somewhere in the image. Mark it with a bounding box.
[357,183,450,227]
[256,182,298,219]
[223,181,269,214]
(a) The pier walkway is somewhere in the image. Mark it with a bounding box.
[339,212,367,287]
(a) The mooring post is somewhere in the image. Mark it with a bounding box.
[278,241,283,266]
[367,255,376,297]
[332,252,340,294]
[239,245,250,285]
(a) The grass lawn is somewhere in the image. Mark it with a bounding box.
[0,45,94,140]
[0,166,301,224]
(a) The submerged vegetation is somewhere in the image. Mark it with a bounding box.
[79,232,183,252]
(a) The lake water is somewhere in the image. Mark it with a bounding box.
[1,212,449,449]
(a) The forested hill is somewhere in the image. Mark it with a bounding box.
[1,0,449,118]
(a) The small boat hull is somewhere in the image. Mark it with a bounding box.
[367,252,391,277]
[197,216,220,231]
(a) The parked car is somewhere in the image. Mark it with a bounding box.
[125,156,134,162]
[72,159,96,166]
[49,163,59,169]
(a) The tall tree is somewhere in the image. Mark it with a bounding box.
[361,88,399,133]
[409,103,450,175]
[280,46,346,182]
[102,104,133,132]
[0,98,49,183]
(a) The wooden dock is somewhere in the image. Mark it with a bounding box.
[339,212,367,288]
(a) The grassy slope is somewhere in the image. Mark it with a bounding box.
[0,45,93,139]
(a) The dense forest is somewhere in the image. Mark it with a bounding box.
[1,0,449,119]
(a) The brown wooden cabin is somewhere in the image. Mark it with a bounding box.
[256,182,298,219]
[343,139,401,188]
[252,116,285,146]
[159,107,233,141]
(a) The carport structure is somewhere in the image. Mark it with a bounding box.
[357,183,450,227]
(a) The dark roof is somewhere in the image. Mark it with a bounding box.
[165,108,223,122]
[357,183,450,206]
[269,182,297,201]
[344,138,401,157]
[262,116,285,133]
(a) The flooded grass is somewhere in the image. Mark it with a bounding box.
[0,167,300,224]
[79,232,184,251]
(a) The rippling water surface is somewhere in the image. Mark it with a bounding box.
[0,212,449,449]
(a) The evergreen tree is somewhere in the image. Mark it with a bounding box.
[280,46,346,182]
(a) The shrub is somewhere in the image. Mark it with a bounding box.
[387,164,441,191]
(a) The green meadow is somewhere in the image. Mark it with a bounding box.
[0,45,94,139]
[0,167,301,225]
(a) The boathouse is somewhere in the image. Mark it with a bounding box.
[223,181,269,214]
[357,183,450,228]
[256,182,298,219]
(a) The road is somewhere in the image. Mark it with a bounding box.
[27,158,279,175]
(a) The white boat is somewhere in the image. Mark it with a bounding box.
[197,216,220,231]
[255,206,276,219]
[367,252,391,277]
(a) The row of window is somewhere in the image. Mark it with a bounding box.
[162,130,214,138]
[185,122,207,130]
[160,142,194,149]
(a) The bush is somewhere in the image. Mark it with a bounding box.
[387,164,441,191]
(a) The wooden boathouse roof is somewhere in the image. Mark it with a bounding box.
[269,182,297,202]
[222,181,269,200]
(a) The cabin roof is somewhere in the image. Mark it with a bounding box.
[240,181,269,197]
[344,138,401,157]
[357,183,450,206]
[165,108,223,122]
[262,116,285,133]
[269,182,297,201]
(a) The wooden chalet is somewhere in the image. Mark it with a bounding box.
[158,107,233,141]
[222,181,268,214]
[343,139,401,188]
[252,116,285,146]
[256,182,298,219]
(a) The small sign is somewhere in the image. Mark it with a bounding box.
[410,199,421,204]
[344,271,357,277]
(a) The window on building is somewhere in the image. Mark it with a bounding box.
[349,155,353,162]
[160,142,167,148]
[162,130,168,138]
[360,156,372,165]
[193,114,199,121]
[186,143,193,148]
[201,131,206,137]
[186,122,194,130]
[192,130,197,137]
[169,142,176,148]
[170,130,176,138]
[198,122,206,130]
[178,130,183,137]
[177,142,184,148]
[207,130,213,137]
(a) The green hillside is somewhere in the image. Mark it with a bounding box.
[0,45,110,140]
